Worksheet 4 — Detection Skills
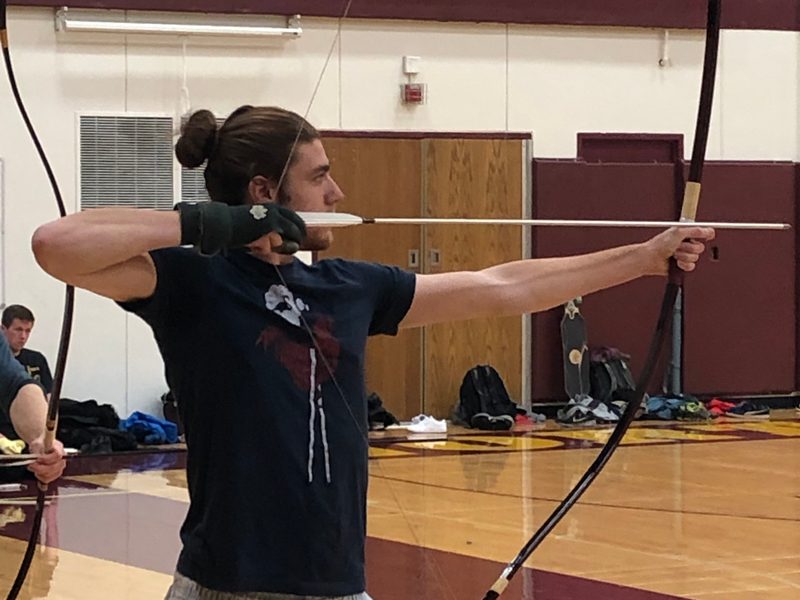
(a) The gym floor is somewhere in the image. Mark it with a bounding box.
[1,417,798,599]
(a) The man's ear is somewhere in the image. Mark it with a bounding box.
[248,175,279,204]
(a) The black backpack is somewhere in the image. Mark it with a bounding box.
[589,347,637,404]
[455,365,518,428]
[367,391,399,430]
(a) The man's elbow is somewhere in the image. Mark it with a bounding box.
[31,221,67,277]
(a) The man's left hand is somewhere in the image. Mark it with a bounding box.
[27,437,67,484]
[645,226,716,275]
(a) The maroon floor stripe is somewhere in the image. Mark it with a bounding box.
[366,537,681,599]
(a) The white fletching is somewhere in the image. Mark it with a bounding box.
[298,212,365,228]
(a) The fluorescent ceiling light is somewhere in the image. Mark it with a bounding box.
[55,7,302,38]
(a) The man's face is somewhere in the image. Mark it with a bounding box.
[2,318,33,353]
[281,139,344,252]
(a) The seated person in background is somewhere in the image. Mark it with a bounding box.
[0,304,54,451]
[2,304,53,394]
[0,333,65,483]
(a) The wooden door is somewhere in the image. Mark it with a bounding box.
[423,139,525,418]
[320,137,424,419]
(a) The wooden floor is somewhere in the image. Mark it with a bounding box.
[1,418,799,599]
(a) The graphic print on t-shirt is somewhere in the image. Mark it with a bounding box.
[24,365,42,381]
[263,283,309,327]
[257,284,341,389]
[257,284,341,483]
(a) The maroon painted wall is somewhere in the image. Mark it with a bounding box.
[683,162,797,395]
[532,153,798,403]
[532,161,679,402]
[11,0,800,32]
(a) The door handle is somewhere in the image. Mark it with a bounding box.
[429,249,441,267]
[408,249,420,269]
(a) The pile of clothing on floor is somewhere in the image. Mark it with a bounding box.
[58,399,180,452]
[642,395,710,421]
[704,398,770,418]
[555,393,793,426]
[556,393,713,425]
[556,394,626,426]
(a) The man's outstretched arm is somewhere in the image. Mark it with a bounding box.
[401,226,714,329]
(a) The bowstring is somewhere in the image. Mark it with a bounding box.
[270,2,457,596]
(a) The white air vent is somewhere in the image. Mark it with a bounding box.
[79,115,174,210]
[180,166,210,203]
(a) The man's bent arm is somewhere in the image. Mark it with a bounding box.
[32,208,181,302]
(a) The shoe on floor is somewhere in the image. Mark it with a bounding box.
[471,413,514,431]
[407,416,447,433]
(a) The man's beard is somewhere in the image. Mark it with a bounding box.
[277,189,333,251]
[301,229,333,251]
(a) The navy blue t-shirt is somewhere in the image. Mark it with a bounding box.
[121,248,416,595]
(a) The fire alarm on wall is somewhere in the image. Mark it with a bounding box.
[403,55,421,75]
[401,83,426,104]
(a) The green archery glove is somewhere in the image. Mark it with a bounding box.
[176,202,307,256]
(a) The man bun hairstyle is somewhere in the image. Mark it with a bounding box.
[175,109,218,169]
[175,105,320,206]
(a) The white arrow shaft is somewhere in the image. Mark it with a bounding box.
[297,212,790,231]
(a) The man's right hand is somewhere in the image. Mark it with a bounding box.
[176,202,306,256]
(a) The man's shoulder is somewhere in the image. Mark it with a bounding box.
[17,348,48,364]
[312,258,415,290]
[314,257,393,276]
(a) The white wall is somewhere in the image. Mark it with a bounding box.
[0,7,797,416]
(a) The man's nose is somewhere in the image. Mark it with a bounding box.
[327,180,344,205]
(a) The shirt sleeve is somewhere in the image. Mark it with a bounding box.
[38,354,53,395]
[366,264,417,336]
[117,247,210,328]
[0,335,34,419]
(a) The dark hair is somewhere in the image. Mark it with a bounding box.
[2,304,34,327]
[175,105,320,205]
